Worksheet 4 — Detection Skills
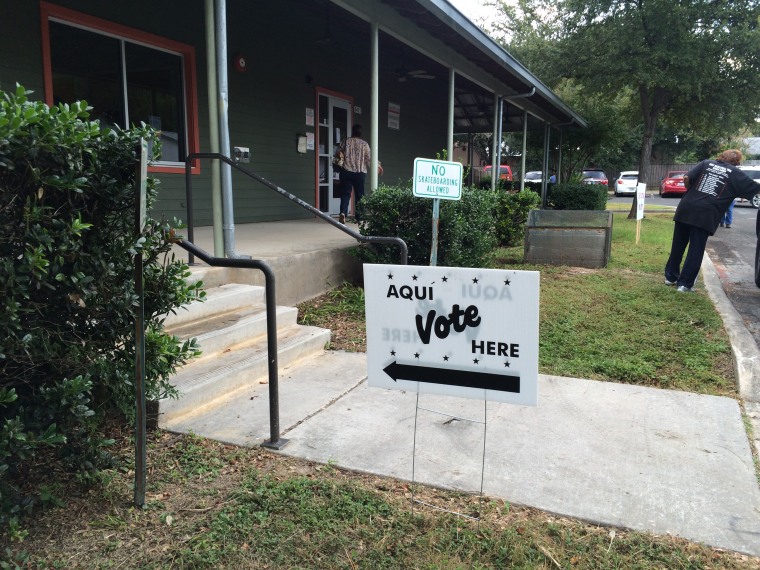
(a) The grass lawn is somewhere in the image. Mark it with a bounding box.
[7,211,757,569]
[300,212,735,396]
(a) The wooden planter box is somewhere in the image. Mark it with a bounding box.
[524,210,613,269]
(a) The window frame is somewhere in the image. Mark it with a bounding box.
[40,1,200,174]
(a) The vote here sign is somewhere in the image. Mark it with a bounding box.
[364,264,539,406]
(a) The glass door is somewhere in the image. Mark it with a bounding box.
[317,93,351,216]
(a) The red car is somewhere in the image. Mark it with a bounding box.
[660,171,687,197]
[483,164,513,182]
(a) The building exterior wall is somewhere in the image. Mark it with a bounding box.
[1,1,459,225]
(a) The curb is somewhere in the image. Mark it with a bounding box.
[702,253,760,457]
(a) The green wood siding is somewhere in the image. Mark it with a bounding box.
[2,0,453,225]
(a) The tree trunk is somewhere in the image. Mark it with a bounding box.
[628,85,666,219]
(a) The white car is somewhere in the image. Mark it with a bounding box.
[614,171,639,196]
[523,171,542,183]
[737,165,760,208]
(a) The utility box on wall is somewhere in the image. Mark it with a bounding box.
[524,210,613,269]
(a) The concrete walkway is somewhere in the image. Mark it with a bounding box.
[179,220,760,556]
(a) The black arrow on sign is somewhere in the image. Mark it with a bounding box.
[383,361,520,393]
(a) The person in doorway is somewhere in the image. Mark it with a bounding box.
[664,149,757,292]
[337,124,382,224]
[719,198,735,228]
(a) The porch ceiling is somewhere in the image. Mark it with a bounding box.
[377,0,586,132]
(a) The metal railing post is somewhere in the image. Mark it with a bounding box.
[173,239,287,448]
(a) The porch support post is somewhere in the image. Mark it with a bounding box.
[447,68,455,159]
[521,110,528,192]
[370,21,379,191]
[205,0,224,257]
[495,96,504,187]
[490,93,499,191]
[541,123,550,208]
[557,128,563,184]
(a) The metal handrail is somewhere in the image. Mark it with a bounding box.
[184,152,408,265]
[172,238,287,450]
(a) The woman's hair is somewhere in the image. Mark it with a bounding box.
[716,149,743,165]
[351,124,362,138]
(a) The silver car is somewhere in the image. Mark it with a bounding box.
[737,166,760,208]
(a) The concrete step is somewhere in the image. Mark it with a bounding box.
[164,283,264,328]
[159,324,331,424]
[167,304,298,359]
[161,351,367,447]
[186,265,231,289]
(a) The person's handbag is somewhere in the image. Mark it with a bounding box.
[332,149,344,171]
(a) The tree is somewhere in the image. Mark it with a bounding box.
[559,0,760,216]
[491,0,760,215]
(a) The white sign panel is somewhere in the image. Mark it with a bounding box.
[388,102,400,130]
[636,182,646,220]
[364,264,539,406]
[413,158,463,201]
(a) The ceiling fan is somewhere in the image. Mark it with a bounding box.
[396,67,436,82]
[394,48,435,82]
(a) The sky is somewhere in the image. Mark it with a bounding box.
[446,0,501,26]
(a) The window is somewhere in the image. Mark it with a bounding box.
[41,2,199,172]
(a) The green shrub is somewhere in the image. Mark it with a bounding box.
[355,183,497,267]
[0,85,202,528]
[548,182,608,210]
[494,189,541,246]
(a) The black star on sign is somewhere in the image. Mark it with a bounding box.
[441,276,448,282]
[443,355,449,361]
[387,273,393,280]
[412,274,418,281]
[414,352,420,359]
[390,350,396,356]
[473,358,480,364]
[504,278,511,286]
[504,361,511,368]
[472,277,479,284]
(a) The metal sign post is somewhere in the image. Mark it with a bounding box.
[134,139,148,507]
[635,182,646,244]
[412,158,462,266]
[430,198,441,267]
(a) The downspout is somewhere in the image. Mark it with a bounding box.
[215,0,239,258]
[370,22,379,191]
[205,0,224,257]
[502,89,534,192]
[447,68,455,159]
[552,119,574,185]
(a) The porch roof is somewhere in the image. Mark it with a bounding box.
[378,0,587,133]
[360,0,587,133]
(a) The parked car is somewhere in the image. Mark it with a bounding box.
[613,171,638,196]
[581,169,608,186]
[737,165,760,208]
[483,164,513,182]
[660,171,687,197]
[523,171,542,183]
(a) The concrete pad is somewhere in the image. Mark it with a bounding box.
[281,369,760,556]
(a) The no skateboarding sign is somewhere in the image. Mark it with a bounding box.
[364,264,539,406]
